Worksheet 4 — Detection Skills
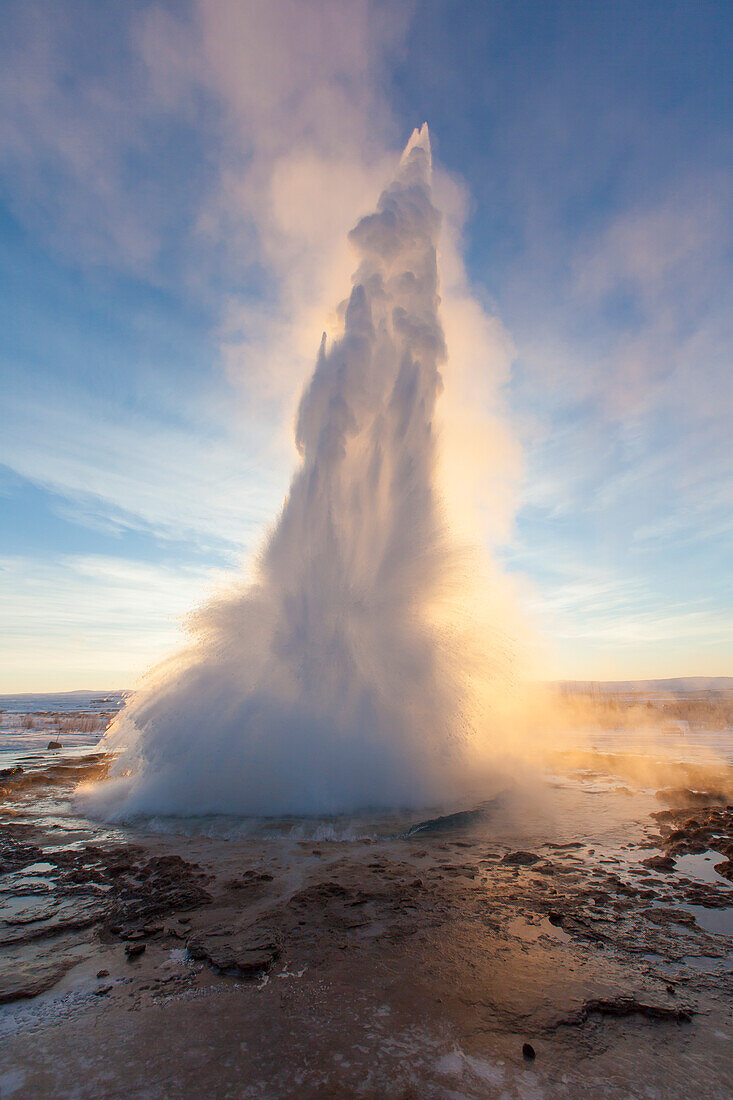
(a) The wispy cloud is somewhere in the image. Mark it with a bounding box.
[0,553,232,691]
[0,381,282,554]
[1,2,731,685]
[0,3,173,269]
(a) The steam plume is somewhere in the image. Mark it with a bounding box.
[94,127,516,818]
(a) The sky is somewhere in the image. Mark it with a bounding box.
[1,0,731,691]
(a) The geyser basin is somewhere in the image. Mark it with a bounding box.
[84,126,516,821]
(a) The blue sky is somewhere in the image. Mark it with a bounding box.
[1,0,731,690]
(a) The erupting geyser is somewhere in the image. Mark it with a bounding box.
[93,126,516,819]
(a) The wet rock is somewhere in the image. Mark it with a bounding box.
[656,788,727,809]
[0,958,76,1005]
[558,997,693,1027]
[96,969,109,978]
[94,984,112,996]
[125,942,146,959]
[641,855,676,872]
[405,797,505,836]
[547,911,564,926]
[346,889,375,906]
[47,741,62,750]
[648,806,733,880]
[685,883,733,908]
[713,860,733,882]
[0,901,103,946]
[289,881,352,907]
[224,871,274,891]
[0,765,23,778]
[502,851,541,867]
[640,907,696,928]
[105,851,211,932]
[522,1043,536,1060]
[187,928,280,979]
[440,865,476,879]
[668,840,708,856]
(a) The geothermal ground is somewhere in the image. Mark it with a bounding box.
[1,694,733,1098]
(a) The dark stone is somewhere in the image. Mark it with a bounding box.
[46,741,62,750]
[502,851,541,866]
[522,1043,536,1060]
[640,907,696,928]
[94,985,112,996]
[187,928,280,979]
[405,796,507,836]
[668,840,708,856]
[104,851,211,931]
[547,911,564,926]
[125,942,146,959]
[713,860,733,882]
[641,855,676,872]
[96,969,109,978]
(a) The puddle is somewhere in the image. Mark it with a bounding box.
[0,873,55,894]
[506,914,571,944]
[682,955,733,974]
[0,895,88,925]
[685,905,733,936]
[675,851,731,887]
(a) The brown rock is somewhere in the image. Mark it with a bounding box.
[187,928,280,979]
[502,851,541,866]
[641,855,676,872]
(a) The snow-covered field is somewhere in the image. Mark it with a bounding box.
[0,691,125,758]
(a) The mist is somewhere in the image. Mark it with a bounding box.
[82,126,530,821]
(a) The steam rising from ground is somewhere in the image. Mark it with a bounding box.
[90,128,528,819]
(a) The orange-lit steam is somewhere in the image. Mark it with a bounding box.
[79,127,547,819]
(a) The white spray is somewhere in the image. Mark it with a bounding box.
[93,126,518,818]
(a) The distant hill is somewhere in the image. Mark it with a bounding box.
[0,690,128,714]
[560,677,733,694]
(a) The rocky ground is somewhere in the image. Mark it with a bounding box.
[1,756,733,1098]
